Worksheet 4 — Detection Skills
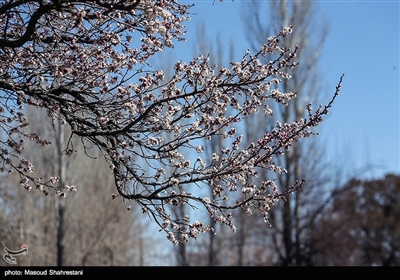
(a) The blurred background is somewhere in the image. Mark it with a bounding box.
[1,0,399,266]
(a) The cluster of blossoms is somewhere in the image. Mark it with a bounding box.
[0,0,343,243]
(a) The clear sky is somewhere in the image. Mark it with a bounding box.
[158,0,399,181]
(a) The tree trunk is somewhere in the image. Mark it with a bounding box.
[56,118,66,266]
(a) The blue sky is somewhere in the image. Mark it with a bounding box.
[159,0,399,181]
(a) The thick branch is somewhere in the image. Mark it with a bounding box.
[0,2,53,48]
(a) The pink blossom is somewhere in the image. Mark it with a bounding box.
[0,0,344,244]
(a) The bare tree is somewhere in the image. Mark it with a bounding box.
[190,20,236,265]
[240,0,331,265]
[151,48,193,265]
[0,106,159,265]
[1,0,342,245]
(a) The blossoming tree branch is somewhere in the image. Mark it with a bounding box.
[0,0,343,243]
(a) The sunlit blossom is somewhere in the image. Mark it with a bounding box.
[0,0,343,245]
